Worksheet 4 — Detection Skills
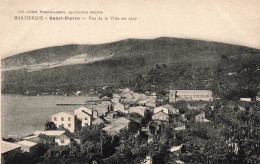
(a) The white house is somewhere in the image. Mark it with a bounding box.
[113,94,121,98]
[170,144,183,152]
[180,114,187,122]
[154,106,169,115]
[54,132,80,146]
[1,141,21,163]
[176,160,185,164]
[174,122,186,131]
[141,155,153,164]
[77,110,92,127]
[138,100,148,106]
[75,91,83,96]
[152,111,169,121]
[112,117,131,127]
[51,112,76,133]
[102,124,128,135]
[162,104,179,114]
[256,91,260,101]
[74,106,98,118]
[239,98,251,102]
[174,126,186,131]
[102,96,111,101]
[55,134,71,146]
[16,140,38,155]
[88,101,112,116]
[112,97,120,103]
[129,106,147,117]
[133,93,147,100]
[187,103,207,110]
[102,117,130,135]
[74,106,99,127]
[113,103,127,113]
[151,92,157,96]
[146,101,156,108]
[195,112,206,123]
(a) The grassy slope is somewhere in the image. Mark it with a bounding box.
[1,39,142,69]
[2,37,259,93]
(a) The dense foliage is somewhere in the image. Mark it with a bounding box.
[127,53,259,100]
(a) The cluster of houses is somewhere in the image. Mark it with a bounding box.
[1,88,218,163]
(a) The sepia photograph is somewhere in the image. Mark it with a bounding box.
[1,0,260,163]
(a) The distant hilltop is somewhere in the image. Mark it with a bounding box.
[2,37,259,71]
[2,37,260,99]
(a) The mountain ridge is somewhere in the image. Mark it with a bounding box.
[2,37,259,70]
[2,37,260,97]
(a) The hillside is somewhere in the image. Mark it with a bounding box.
[1,39,141,71]
[2,37,260,98]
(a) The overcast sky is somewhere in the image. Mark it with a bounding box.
[1,0,260,58]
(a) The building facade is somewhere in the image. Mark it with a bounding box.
[152,111,169,121]
[54,132,80,146]
[129,106,147,117]
[162,104,179,114]
[1,141,21,164]
[256,91,260,101]
[51,112,76,133]
[113,103,127,113]
[76,111,92,127]
[169,90,213,103]
[16,140,38,155]
[55,134,71,146]
[154,106,169,115]
[239,98,252,102]
[195,112,206,122]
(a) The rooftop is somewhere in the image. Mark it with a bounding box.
[204,119,211,122]
[74,106,93,114]
[85,97,101,102]
[76,110,92,119]
[102,96,111,100]
[154,106,168,112]
[1,141,21,154]
[113,94,120,98]
[16,140,37,147]
[138,100,148,104]
[173,90,212,95]
[153,111,169,117]
[102,125,113,131]
[113,124,127,131]
[64,131,79,139]
[112,117,130,125]
[170,144,183,152]
[162,104,178,110]
[56,134,70,139]
[92,118,104,124]
[38,134,54,141]
[34,130,65,136]
[129,106,147,111]
[52,111,75,117]
[23,135,37,140]
[176,160,185,164]
[102,124,127,134]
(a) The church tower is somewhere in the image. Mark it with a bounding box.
[169,90,177,103]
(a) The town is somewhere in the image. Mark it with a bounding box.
[2,87,260,164]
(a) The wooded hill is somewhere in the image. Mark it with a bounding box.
[2,37,260,99]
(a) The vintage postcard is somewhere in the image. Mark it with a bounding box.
[1,0,260,163]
